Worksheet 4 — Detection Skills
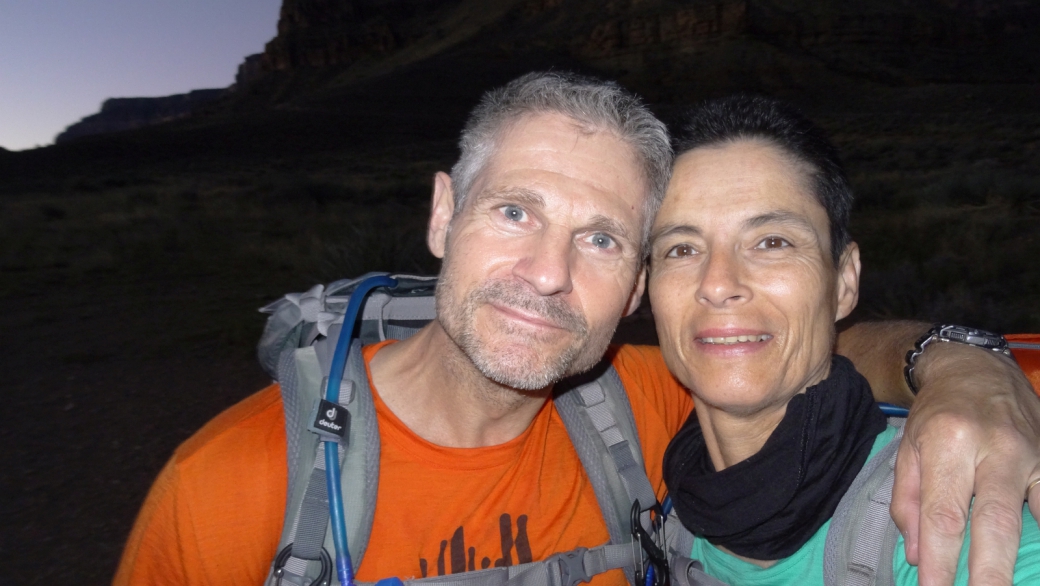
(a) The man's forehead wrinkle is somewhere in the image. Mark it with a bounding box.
[474,186,545,208]
[586,214,631,241]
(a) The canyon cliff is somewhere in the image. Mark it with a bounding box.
[54,0,1040,143]
[55,89,225,144]
[252,0,1039,94]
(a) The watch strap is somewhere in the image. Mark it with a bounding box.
[903,324,1012,395]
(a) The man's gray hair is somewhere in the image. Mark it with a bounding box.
[449,71,672,253]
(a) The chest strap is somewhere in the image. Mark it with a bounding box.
[363,543,638,586]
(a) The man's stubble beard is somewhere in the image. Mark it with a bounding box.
[436,270,617,391]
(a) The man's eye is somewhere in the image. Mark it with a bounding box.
[666,244,696,258]
[587,232,616,250]
[756,236,790,249]
[500,205,527,222]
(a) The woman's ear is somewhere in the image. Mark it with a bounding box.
[835,242,861,321]
[427,172,455,259]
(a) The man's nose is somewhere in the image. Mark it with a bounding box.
[512,229,574,296]
[696,249,751,307]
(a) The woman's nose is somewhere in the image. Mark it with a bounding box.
[696,249,751,307]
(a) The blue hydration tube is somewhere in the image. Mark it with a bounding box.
[324,275,398,586]
[878,402,910,417]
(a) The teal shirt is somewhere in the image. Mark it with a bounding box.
[687,426,1040,585]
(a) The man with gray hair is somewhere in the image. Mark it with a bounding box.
[115,72,1040,586]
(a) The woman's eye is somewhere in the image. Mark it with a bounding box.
[666,244,696,258]
[756,236,790,249]
[500,205,527,222]
[587,232,616,250]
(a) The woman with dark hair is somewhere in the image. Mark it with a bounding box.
[650,95,1040,585]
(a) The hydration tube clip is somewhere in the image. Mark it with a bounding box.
[309,397,351,443]
[631,501,670,586]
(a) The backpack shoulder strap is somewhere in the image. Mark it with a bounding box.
[554,362,659,585]
[266,340,380,586]
[823,418,905,586]
[260,274,433,586]
[663,507,731,586]
[382,543,638,586]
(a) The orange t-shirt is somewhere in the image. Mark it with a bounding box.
[112,344,691,586]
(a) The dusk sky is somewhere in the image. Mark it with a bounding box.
[0,0,282,151]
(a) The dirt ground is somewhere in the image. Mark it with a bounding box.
[0,266,274,584]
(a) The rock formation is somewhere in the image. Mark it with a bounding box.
[248,0,1039,91]
[236,53,265,86]
[55,89,225,144]
[51,0,1040,143]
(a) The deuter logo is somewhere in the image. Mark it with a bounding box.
[320,418,343,431]
[310,399,350,440]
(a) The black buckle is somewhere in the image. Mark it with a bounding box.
[631,501,670,586]
[553,547,591,586]
[272,543,332,586]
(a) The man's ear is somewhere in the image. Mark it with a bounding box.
[623,266,647,317]
[835,242,861,321]
[427,172,455,259]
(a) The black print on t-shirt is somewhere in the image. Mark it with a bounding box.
[418,513,533,577]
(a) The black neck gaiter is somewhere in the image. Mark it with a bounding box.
[663,355,887,560]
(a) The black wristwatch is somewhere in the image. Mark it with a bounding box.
[904,324,1013,395]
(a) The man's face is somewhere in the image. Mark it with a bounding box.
[429,113,648,390]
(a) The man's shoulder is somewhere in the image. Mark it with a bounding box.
[606,344,674,392]
[607,344,664,367]
[171,384,287,473]
[113,386,288,585]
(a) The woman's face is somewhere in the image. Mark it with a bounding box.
[648,140,860,415]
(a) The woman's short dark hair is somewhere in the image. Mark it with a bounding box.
[673,94,853,265]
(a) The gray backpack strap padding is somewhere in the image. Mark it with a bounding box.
[258,274,438,377]
[360,293,438,342]
[324,273,438,343]
[339,340,382,567]
[824,418,905,586]
[266,341,381,586]
[279,348,305,489]
[554,363,656,586]
[266,346,325,585]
